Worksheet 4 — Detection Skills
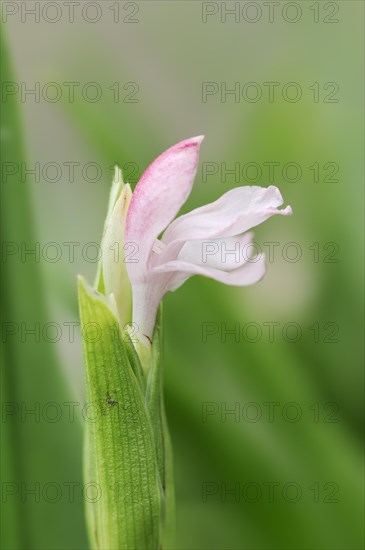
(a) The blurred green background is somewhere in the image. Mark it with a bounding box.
[1,1,364,549]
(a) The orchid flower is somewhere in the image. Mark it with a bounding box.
[122,136,292,343]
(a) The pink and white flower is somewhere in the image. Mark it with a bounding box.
[123,136,292,343]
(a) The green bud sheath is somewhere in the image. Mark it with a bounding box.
[78,277,165,549]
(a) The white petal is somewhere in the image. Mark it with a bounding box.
[162,186,292,246]
[152,253,266,289]
[177,232,255,272]
[130,278,169,340]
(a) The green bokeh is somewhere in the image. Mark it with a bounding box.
[1,2,363,549]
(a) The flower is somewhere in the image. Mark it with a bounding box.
[124,136,292,344]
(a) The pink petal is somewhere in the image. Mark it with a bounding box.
[125,136,204,284]
[162,186,292,246]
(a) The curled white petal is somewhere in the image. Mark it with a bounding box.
[153,253,266,289]
[162,186,292,246]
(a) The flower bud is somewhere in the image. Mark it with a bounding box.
[98,166,133,328]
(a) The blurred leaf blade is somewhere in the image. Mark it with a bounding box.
[0,26,88,550]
